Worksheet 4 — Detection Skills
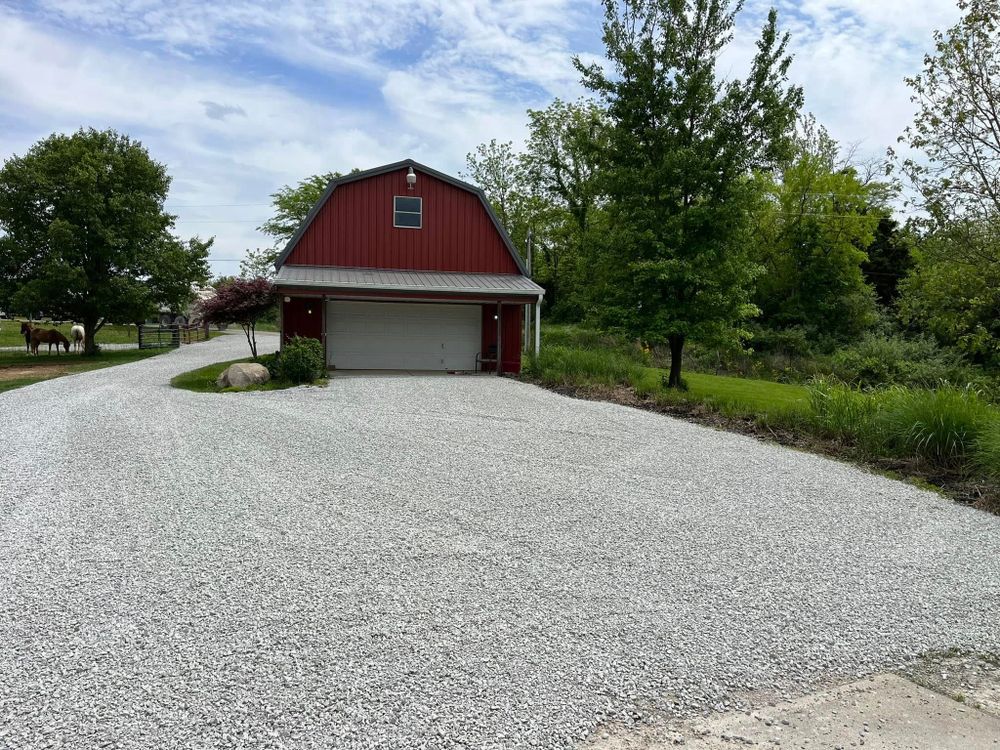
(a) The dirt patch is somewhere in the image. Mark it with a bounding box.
[898,650,1000,717]
[525,378,1000,513]
[0,364,72,381]
[584,674,1000,750]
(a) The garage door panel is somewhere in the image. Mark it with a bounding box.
[326,301,481,370]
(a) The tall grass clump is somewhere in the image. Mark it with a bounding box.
[882,386,993,469]
[526,345,644,388]
[809,381,999,474]
[807,381,890,453]
[974,420,1000,479]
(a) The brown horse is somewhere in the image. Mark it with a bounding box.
[19,322,33,353]
[30,327,70,355]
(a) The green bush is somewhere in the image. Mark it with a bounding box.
[542,324,646,363]
[278,336,325,384]
[747,324,817,357]
[527,344,643,388]
[257,352,281,379]
[829,334,981,389]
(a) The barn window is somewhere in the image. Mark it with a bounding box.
[393,196,422,229]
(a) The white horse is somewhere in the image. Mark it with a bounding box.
[70,324,85,353]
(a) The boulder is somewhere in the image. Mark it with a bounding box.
[216,362,270,389]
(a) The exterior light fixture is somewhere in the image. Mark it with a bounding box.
[493,314,499,320]
[406,167,416,191]
[284,296,291,303]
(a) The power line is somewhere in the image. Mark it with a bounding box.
[166,202,270,207]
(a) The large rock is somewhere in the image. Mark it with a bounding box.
[216,362,270,389]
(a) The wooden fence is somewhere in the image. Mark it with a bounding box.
[138,323,210,350]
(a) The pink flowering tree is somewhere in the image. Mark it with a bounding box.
[197,277,276,358]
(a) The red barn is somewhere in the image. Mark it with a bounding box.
[273,160,543,373]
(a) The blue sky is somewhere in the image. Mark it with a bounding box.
[0,0,960,276]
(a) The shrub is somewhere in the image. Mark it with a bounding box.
[197,277,276,358]
[528,344,644,388]
[881,386,992,469]
[542,324,646,363]
[278,336,325,384]
[748,324,816,357]
[829,333,980,389]
[257,352,281,379]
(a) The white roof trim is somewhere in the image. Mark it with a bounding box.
[275,265,544,299]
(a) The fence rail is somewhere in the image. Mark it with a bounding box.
[138,323,210,350]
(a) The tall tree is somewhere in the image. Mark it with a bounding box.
[899,226,1000,366]
[894,0,1000,364]
[753,118,885,341]
[240,247,278,279]
[577,0,802,386]
[525,99,607,235]
[897,0,1000,267]
[257,172,340,246]
[0,128,209,353]
[861,217,914,307]
[461,139,550,295]
[253,169,360,271]
[462,140,522,229]
[523,99,608,317]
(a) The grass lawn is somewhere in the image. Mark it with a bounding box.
[0,348,168,393]
[635,367,811,417]
[171,357,326,393]
[0,318,145,348]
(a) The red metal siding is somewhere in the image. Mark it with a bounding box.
[282,297,322,343]
[284,168,520,274]
[480,304,523,374]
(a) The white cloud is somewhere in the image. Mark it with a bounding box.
[1,1,591,273]
[734,0,961,159]
[0,0,965,274]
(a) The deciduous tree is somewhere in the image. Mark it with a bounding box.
[577,0,803,387]
[897,0,999,267]
[0,128,210,353]
[197,277,276,358]
[754,119,885,341]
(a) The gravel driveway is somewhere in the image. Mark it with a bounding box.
[2,334,999,749]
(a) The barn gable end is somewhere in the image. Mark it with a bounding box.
[275,160,525,275]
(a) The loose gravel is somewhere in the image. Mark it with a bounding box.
[1,333,999,749]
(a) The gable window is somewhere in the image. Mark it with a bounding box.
[393,196,422,229]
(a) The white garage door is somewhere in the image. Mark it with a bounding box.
[326,300,481,370]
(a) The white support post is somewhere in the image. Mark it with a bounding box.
[496,301,503,376]
[534,300,541,357]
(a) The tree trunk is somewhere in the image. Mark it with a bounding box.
[667,333,685,389]
[243,323,257,358]
[83,316,100,355]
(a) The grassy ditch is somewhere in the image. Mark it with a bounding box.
[523,326,1000,512]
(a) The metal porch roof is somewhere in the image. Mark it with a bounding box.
[274,265,545,298]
